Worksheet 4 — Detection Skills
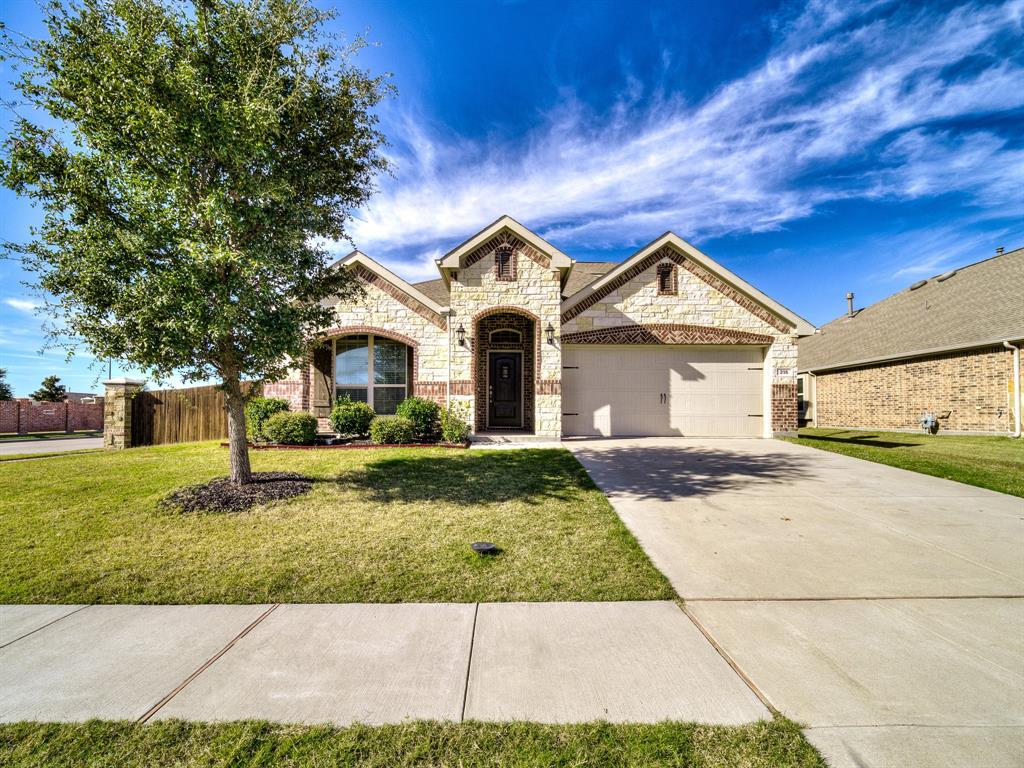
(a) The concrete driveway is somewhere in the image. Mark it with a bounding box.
[568,437,1024,768]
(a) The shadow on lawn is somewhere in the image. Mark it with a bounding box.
[572,444,819,501]
[799,432,921,449]
[336,448,587,506]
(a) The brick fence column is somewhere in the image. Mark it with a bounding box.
[102,378,145,449]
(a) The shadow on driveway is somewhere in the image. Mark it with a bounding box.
[569,443,818,501]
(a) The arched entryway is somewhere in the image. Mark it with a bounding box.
[474,309,537,433]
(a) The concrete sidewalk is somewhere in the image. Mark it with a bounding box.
[0,601,768,726]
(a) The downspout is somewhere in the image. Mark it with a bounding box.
[1004,340,1022,438]
[808,370,817,428]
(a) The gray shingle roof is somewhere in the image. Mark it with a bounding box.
[409,278,450,306]
[798,247,1024,372]
[562,261,618,298]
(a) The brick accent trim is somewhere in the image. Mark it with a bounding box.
[472,307,540,433]
[561,324,774,346]
[464,230,551,270]
[562,245,792,333]
[771,383,798,434]
[413,381,447,404]
[351,263,447,329]
[536,379,561,395]
[449,380,473,396]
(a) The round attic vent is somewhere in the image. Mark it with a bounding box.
[909,279,927,290]
[936,270,958,282]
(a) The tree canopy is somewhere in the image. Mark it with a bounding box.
[0,368,13,400]
[2,0,391,481]
[30,375,67,402]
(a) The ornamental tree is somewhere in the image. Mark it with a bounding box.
[30,374,67,402]
[2,0,390,483]
[0,368,13,400]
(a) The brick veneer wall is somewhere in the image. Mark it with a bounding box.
[474,311,536,432]
[813,346,1014,433]
[0,399,103,434]
[771,384,798,434]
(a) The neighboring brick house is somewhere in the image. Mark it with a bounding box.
[265,216,814,438]
[798,247,1024,436]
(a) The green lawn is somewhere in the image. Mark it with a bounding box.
[0,719,825,768]
[782,428,1024,497]
[0,442,673,604]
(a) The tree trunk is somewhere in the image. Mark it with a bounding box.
[224,387,252,485]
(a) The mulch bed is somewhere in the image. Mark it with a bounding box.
[161,472,314,513]
[220,441,470,450]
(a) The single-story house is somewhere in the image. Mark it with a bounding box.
[265,216,814,439]
[797,247,1023,436]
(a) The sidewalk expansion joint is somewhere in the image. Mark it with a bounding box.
[459,602,479,722]
[0,604,91,650]
[679,602,778,716]
[137,603,279,724]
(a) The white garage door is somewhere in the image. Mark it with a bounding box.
[562,345,764,437]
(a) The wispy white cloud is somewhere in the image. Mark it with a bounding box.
[4,298,39,313]
[348,0,1024,274]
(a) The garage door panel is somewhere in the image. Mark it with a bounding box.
[563,345,763,437]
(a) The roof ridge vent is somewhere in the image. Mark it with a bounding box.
[936,269,958,282]
[908,279,927,290]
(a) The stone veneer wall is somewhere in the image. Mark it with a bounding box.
[813,346,1015,433]
[562,249,798,436]
[263,276,449,414]
[449,232,563,438]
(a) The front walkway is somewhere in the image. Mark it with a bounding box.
[0,601,766,725]
[567,437,1024,768]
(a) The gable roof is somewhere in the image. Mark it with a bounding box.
[562,261,617,297]
[561,232,815,335]
[410,277,450,305]
[331,251,448,329]
[798,247,1024,372]
[437,215,574,272]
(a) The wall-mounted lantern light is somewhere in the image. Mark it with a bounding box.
[457,323,466,346]
[546,323,555,345]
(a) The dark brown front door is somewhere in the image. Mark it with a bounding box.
[488,352,522,427]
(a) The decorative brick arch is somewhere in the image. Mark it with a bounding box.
[317,325,421,402]
[472,306,540,432]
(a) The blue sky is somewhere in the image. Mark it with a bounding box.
[1,0,1022,395]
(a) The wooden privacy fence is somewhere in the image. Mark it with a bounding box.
[130,382,256,446]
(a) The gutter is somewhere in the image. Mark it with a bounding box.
[798,337,1024,375]
[1004,340,1022,438]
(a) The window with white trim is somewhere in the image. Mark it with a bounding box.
[335,334,409,414]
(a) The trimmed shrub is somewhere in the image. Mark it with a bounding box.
[395,396,441,440]
[330,396,375,437]
[245,397,290,443]
[369,415,415,445]
[263,411,318,445]
[440,401,471,444]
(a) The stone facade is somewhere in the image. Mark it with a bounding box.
[102,379,144,449]
[449,232,563,438]
[812,346,1016,434]
[562,247,798,436]
[265,227,802,439]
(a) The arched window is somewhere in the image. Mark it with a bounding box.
[489,328,522,344]
[334,334,411,414]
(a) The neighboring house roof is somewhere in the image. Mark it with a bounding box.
[561,232,815,336]
[798,247,1024,372]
